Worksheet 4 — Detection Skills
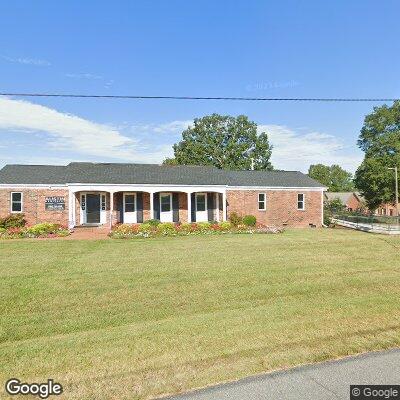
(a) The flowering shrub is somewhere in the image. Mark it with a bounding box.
[0,222,70,239]
[110,221,283,239]
[0,213,27,229]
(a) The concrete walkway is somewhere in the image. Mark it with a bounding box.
[165,349,400,400]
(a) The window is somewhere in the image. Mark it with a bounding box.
[124,194,135,212]
[390,209,394,216]
[101,194,106,211]
[297,193,305,210]
[11,192,23,212]
[196,193,206,211]
[160,194,171,212]
[258,193,266,210]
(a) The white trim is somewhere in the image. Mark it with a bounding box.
[297,193,305,211]
[159,192,173,222]
[195,192,208,222]
[79,192,107,224]
[123,192,137,224]
[227,186,326,191]
[222,191,227,221]
[187,192,192,223]
[216,193,220,222]
[0,183,326,192]
[10,191,23,213]
[0,184,67,189]
[258,192,266,211]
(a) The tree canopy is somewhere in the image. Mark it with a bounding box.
[163,114,273,170]
[354,101,400,210]
[308,164,354,192]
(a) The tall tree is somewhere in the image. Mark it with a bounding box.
[354,101,400,210]
[308,164,354,192]
[163,114,273,170]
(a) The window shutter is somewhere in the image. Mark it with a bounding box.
[154,193,160,220]
[172,193,179,222]
[207,193,214,222]
[117,193,124,223]
[191,193,196,222]
[137,192,143,223]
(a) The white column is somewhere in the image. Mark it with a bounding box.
[222,191,227,221]
[187,192,192,223]
[216,193,220,222]
[68,190,74,229]
[109,192,114,229]
[150,192,154,220]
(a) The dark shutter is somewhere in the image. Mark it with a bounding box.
[219,193,223,210]
[207,193,214,222]
[117,193,124,223]
[154,193,160,220]
[137,192,143,223]
[191,193,196,222]
[172,193,179,222]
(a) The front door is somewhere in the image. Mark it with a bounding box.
[160,193,173,222]
[123,193,137,223]
[195,193,208,222]
[86,194,100,223]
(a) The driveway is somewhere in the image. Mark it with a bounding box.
[164,349,400,400]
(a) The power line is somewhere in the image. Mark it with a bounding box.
[0,92,398,102]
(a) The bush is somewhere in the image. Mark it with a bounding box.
[145,219,161,227]
[218,221,232,231]
[243,215,256,227]
[229,212,242,226]
[26,223,61,236]
[138,223,153,234]
[0,213,27,229]
[156,222,176,235]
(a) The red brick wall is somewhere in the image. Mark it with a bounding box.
[0,188,69,226]
[226,189,323,227]
[345,194,362,212]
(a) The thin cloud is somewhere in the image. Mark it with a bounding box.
[65,73,103,80]
[1,55,51,66]
[0,97,169,162]
[260,124,362,173]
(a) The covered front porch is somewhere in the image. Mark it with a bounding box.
[67,185,227,228]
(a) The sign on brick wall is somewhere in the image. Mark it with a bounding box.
[45,196,65,211]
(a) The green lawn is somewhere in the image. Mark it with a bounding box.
[1,229,400,399]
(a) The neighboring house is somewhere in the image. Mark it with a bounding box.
[324,192,365,212]
[375,203,398,217]
[0,163,326,228]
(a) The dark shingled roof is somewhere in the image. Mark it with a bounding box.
[0,162,324,188]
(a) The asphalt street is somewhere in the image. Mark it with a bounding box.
[164,349,400,400]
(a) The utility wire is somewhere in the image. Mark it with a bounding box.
[0,93,398,102]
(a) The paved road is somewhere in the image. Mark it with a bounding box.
[165,349,400,400]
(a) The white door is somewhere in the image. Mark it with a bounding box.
[195,193,208,222]
[160,193,173,222]
[123,193,137,223]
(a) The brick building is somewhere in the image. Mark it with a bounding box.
[0,163,325,228]
[323,192,366,212]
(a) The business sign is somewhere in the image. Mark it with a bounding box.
[45,196,65,211]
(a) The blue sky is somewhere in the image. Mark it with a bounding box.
[0,0,399,172]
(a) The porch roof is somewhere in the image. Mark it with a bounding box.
[0,162,325,188]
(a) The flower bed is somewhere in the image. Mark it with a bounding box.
[0,222,71,239]
[109,221,283,239]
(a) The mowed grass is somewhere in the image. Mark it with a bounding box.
[1,229,400,399]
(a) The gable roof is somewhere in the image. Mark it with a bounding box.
[0,162,325,188]
[324,192,363,204]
